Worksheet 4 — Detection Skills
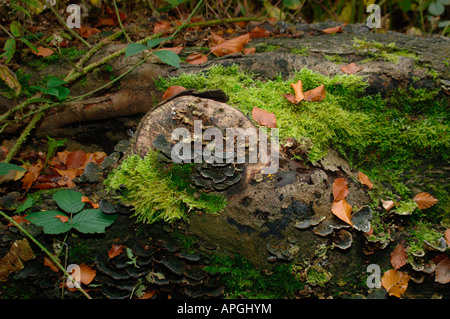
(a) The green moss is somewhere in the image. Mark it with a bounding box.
[306,265,332,287]
[323,54,348,64]
[406,221,444,255]
[290,47,310,56]
[353,38,418,63]
[28,47,87,69]
[255,43,280,53]
[104,152,227,224]
[204,254,304,298]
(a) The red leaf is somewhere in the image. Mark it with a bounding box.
[22,160,44,189]
[249,26,270,39]
[282,93,297,104]
[332,178,349,202]
[251,107,277,128]
[210,32,225,45]
[31,46,54,57]
[81,196,100,209]
[163,85,186,100]
[79,27,101,38]
[108,245,124,259]
[156,46,183,54]
[66,150,86,169]
[381,269,410,298]
[390,243,407,269]
[290,80,304,103]
[435,257,450,284]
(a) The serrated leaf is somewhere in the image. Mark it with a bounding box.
[0,162,26,176]
[154,50,180,68]
[25,211,72,234]
[71,209,117,233]
[53,190,85,214]
[147,37,171,49]
[16,197,34,213]
[125,43,148,57]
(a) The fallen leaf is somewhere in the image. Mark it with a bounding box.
[22,160,44,189]
[243,47,256,55]
[210,33,251,57]
[31,46,54,57]
[331,199,353,226]
[332,178,349,202]
[303,84,326,102]
[108,244,124,259]
[210,32,225,45]
[81,196,100,209]
[445,229,450,246]
[358,171,373,190]
[321,26,343,34]
[156,46,183,54]
[79,26,101,38]
[44,256,60,272]
[251,107,277,128]
[95,18,115,27]
[84,151,107,166]
[66,150,86,169]
[413,192,439,210]
[435,257,450,284]
[55,168,81,187]
[390,243,407,269]
[137,289,156,299]
[163,85,186,100]
[290,80,304,103]
[249,26,270,38]
[0,239,34,282]
[381,199,395,211]
[282,93,297,104]
[54,215,69,223]
[340,62,363,74]
[381,269,410,298]
[79,263,96,285]
[6,215,30,227]
[0,64,21,95]
[186,52,208,65]
[154,21,172,35]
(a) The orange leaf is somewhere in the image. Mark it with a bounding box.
[210,33,251,57]
[251,107,277,128]
[243,47,256,55]
[249,26,271,39]
[340,62,363,74]
[79,27,101,38]
[413,192,439,210]
[210,32,225,45]
[156,46,183,54]
[445,229,450,246]
[79,263,96,285]
[81,196,100,209]
[137,289,156,299]
[290,80,304,103]
[358,171,373,190]
[332,178,349,202]
[55,168,81,187]
[186,52,208,65]
[282,93,297,104]
[95,18,115,27]
[6,215,30,227]
[66,150,86,169]
[54,215,69,223]
[381,199,395,211]
[331,199,353,226]
[163,85,186,100]
[108,244,124,259]
[321,26,343,34]
[303,84,326,102]
[390,243,407,269]
[44,256,60,272]
[154,21,172,35]
[435,258,450,284]
[381,269,410,298]
[31,46,54,57]
[22,160,44,189]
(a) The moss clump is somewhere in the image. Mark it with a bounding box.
[204,254,304,298]
[104,152,227,224]
[406,221,444,255]
[353,38,419,63]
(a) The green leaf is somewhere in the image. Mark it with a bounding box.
[55,86,70,100]
[19,38,37,53]
[0,64,21,96]
[0,162,26,175]
[146,37,171,49]
[25,211,72,234]
[47,78,67,88]
[71,209,117,234]
[53,190,85,214]
[283,0,301,10]
[43,87,59,97]
[10,4,32,19]
[154,50,180,68]
[10,21,21,37]
[429,1,445,16]
[4,38,16,64]
[16,197,34,213]
[20,0,43,9]
[125,43,148,57]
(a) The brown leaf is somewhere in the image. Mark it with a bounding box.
[79,263,96,285]
[79,26,101,38]
[251,107,277,128]
[445,229,450,246]
[186,52,208,65]
[321,26,343,34]
[413,192,439,210]
[331,199,353,226]
[332,178,349,202]
[249,26,271,39]
[22,160,44,189]
[95,18,115,27]
[243,47,256,55]
[358,171,373,190]
[108,244,124,259]
[31,46,54,57]
[381,199,395,211]
[6,215,30,227]
[303,84,326,102]
[154,21,172,35]
[435,257,450,284]
[290,80,304,103]
[66,150,86,169]
[282,93,297,104]
[0,64,21,95]
[390,243,407,269]
[156,46,183,54]
[340,62,363,74]
[55,168,81,188]
[210,32,225,45]
[210,33,251,57]
[137,289,156,299]
[381,269,410,298]
[163,85,186,100]
[44,256,60,272]
[54,215,69,223]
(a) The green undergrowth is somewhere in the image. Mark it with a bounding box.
[156,64,449,223]
[104,152,227,224]
[204,254,304,298]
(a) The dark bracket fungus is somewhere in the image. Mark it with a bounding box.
[351,206,373,233]
[332,229,353,250]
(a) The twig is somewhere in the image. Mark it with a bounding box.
[39,0,91,47]
[113,0,131,42]
[0,209,92,299]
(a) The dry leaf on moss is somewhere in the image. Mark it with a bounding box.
[381,269,410,298]
[358,171,373,190]
[303,84,326,102]
[252,107,277,128]
[390,243,407,269]
[413,192,439,210]
[163,85,186,100]
[290,80,304,103]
